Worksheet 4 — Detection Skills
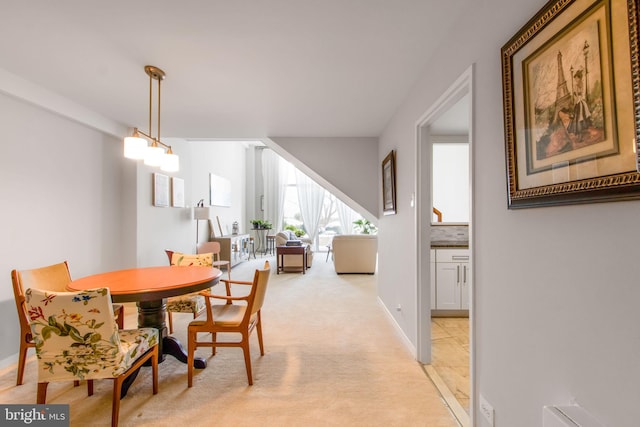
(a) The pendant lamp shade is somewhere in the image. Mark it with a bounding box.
[124,136,148,159]
[161,152,180,172]
[144,145,165,167]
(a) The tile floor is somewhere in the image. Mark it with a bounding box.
[430,317,470,413]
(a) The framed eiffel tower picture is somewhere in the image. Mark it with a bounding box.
[501,0,640,208]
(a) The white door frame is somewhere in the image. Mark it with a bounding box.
[415,64,475,417]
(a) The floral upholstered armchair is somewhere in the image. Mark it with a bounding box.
[165,251,214,333]
[25,287,159,427]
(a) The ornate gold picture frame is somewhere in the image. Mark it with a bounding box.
[501,0,640,208]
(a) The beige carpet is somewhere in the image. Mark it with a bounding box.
[0,255,459,427]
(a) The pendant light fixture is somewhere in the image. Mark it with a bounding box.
[124,65,179,172]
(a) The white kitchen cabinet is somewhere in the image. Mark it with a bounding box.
[430,249,436,309]
[434,248,470,310]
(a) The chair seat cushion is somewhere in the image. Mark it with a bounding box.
[117,328,159,374]
[167,293,205,313]
[191,304,247,327]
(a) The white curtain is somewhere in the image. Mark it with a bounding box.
[261,149,288,232]
[336,200,358,234]
[295,169,325,246]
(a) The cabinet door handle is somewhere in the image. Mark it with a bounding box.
[456,265,460,284]
[463,265,467,284]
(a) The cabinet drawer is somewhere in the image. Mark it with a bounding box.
[435,249,469,263]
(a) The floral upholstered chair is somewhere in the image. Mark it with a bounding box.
[11,261,125,386]
[25,287,158,427]
[165,252,214,333]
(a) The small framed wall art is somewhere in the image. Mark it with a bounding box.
[382,150,397,215]
[153,173,170,207]
[171,177,185,207]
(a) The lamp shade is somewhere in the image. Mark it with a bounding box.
[161,152,180,172]
[144,145,165,167]
[124,136,148,159]
[193,207,212,220]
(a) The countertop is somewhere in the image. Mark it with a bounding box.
[430,240,469,248]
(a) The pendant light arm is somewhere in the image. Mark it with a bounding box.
[133,127,173,152]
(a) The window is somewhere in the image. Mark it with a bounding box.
[281,162,361,250]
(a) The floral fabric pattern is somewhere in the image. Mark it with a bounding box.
[167,252,213,313]
[166,296,206,313]
[170,252,213,266]
[25,287,158,382]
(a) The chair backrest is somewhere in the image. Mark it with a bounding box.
[24,287,128,382]
[248,261,270,316]
[170,252,214,267]
[11,262,72,340]
[196,242,222,262]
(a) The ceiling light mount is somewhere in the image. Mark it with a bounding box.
[144,65,165,81]
[123,65,179,172]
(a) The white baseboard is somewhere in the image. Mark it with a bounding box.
[377,296,417,358]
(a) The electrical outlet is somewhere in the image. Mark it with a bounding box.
[479,394,494,426]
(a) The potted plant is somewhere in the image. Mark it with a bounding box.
[353,219,377,235]
[285,224,305,237]
[250,219,273,229]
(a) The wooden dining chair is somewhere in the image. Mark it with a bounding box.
[197,241,231,280]
[11,261,124,386]
[187,260,271,386]
[164,251,214,334]
[24,287,158,427]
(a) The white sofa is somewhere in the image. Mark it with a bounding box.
[332,234,378,274]
[275,230,314,270]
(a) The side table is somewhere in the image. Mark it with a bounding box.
[276,245,308,274]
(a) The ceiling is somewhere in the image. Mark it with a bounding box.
[0,1,471,139]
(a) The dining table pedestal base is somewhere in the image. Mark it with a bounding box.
[137,299,206,368]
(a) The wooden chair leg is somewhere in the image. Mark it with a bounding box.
[168,312,174,334]
[36,382,48,404]
[16,340,30,386]
[115,305,124,329]
[256,315,265,356]
[211,332,217,356]
[151,347,158,395]
[112,377,122,427]
[241,334,253,385]
[187,329,195,387]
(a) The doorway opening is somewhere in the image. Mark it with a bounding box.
[416,65,474,426]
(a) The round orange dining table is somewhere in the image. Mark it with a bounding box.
[68,266,222,368]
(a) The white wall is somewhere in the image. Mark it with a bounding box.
[190,141,248,238]
[432,140,469,223]
[378,0,640,425]
[130,140,248,267]
[270,137,378,220]
[0,92,134,362]
[134,138,194,267]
